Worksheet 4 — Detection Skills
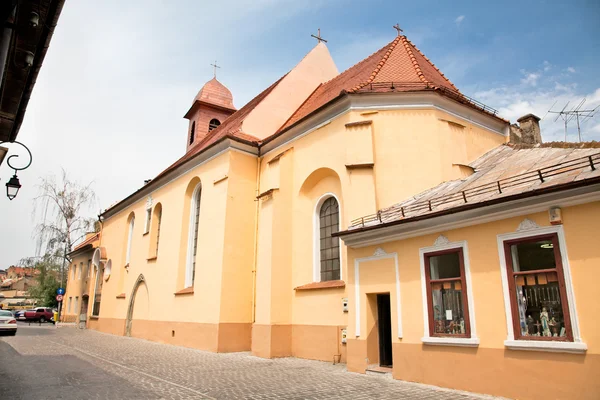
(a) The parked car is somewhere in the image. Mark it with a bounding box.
[0,310,17,335]
[22,307,54,323]
[13,310,26,319]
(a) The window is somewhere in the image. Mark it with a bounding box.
[504,233,573,341]
[92,265,103,316]
[190,121,195,145]
[71,264,76,281]
[209,118,220,131]
[149,203,162,258]
[319,197,340,281]
[155,207,162,255]
[144,208,151,234]
[126,215,135,265]
[78,262,83,280]
[74,297,79,314]
[68,297,72,313]
[87,260,91,279]
[424,249,471,338]
[185,184,202,287]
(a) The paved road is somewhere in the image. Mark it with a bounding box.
[0,324,504,400]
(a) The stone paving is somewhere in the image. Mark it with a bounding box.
[0,324,506,400]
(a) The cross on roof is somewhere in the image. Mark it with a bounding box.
[210,60,220,78]
[311,28,327,44]
[393,23,403,36]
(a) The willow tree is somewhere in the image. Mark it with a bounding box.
[33,169,97,290]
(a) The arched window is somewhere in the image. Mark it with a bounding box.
[319,196,340,281]
[209,118,221,131]
[185,184,202,287]
[126,214,135,265]
[189,121,196,145]
[148,203,162,258]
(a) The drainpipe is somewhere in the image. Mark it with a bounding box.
[251,155,262,323]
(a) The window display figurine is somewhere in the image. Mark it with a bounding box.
[548,317,559,337]
[435,319,445,333]
[540,307,551,337]
[460,318,465,334]
[526,315,534,336]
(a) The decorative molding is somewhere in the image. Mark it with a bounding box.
[213,175,228,185]
[354,251,402,339]
[516,218,540,231]
[373,247,387,257]
[496,225,586,350]
[256,188,278,200]
[145,195,153,210]
[345,120,372,128]
[294,280,345,291]
[433,234,450,246]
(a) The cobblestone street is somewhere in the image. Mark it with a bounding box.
[0,325,505,400]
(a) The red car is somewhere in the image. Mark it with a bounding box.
[21,307,54,323]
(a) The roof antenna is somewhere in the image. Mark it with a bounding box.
[393,23,403,36]
[548,98,597,142]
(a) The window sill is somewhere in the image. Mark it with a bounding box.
[116,293,125,299]
[421,336,480,347]
[504,339,587,354]
[142,232,149,236]
[146,256,157,261]
[294,280,345,291]
[174,287,194,296]
[89,315,99,320]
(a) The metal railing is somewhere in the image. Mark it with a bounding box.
[350,152,600,228]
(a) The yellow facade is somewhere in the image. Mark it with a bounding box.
[82,38,600,400]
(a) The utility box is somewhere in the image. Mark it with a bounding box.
[341,328,347,344]
[342,297,348,312]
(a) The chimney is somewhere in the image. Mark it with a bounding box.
[510,114,542,144]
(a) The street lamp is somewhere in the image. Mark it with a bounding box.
[6,174,21,200]
[0,141,32,201]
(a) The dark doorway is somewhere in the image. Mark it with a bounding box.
[377,293,393,367]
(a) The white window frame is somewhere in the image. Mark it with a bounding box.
[126,216,135,265]
[185,183,202,288]
[313,193,343,282]
[497,225,587,353]
[419,240,479,347]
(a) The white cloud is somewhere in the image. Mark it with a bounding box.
[543,60,551,71]
[455,15,465,25]
[567,67,576,73]
[520,71,540,86]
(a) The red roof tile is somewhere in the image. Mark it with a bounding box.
[71,233,99,253]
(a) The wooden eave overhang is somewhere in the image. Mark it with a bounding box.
[183,99,237,119]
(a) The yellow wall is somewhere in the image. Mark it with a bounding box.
[344,202,600,399]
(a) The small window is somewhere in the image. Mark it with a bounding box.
[504,234,573,341]
[71,264,76,281]
[209,119,221,131]
[319,197,340,281]
[144,208,151,234]
[87,260,91,278]
[78,262,83,280]
[156,207,162,256]
[74,297,79,313]
[92,266,104,316]
[68,297,72,313]
[424,249,471,337]
[190,121,195,145]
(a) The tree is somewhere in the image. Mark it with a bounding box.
[22,254,61,308]
[32,170,97,311]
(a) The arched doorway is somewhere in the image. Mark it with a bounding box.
[125,274,149,337]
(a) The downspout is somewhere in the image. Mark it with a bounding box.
[251,155,262,323]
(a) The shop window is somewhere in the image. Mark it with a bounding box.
[424,248,471,337]
[504,233,573,341]
[319,197,340,281]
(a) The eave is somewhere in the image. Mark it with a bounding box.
[183,99,237,120]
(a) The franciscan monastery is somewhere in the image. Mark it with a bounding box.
[63,30,600,399]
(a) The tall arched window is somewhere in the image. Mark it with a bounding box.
[148,203,162,258]
[319,196,340,281]
[209,118,221,131]
[185,184,202,287]
[189,121,196,145]
[126,214,135,265]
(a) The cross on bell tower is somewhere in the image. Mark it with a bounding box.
[393,23,403,36]
[210,60,221,78]
[311,28,327,44]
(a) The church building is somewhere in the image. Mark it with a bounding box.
[65,30,599,399]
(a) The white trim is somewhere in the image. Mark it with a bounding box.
[419,240,479,347]
[496,225,586,353]
[184,183,202,288]
[353,247,402,339]
[503,340,587,353]
[313,193,343,282]
[340,185,600,248]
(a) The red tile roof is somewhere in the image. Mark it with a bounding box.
[71,233,99,253]
[277,35,466,133]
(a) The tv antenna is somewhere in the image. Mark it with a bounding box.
[547,98,597,142]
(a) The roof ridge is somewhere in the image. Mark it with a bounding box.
[402,36,459,92]
[350,35,402,92]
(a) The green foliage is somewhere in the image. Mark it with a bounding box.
[25,254,62,308]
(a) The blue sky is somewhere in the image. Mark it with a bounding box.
[1,0,599,266]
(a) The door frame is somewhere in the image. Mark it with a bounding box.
[377,293,393,367]
[125,274,146,337]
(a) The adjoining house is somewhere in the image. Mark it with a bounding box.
[87,31,599,400]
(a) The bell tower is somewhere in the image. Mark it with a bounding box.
[183,76,236,152]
